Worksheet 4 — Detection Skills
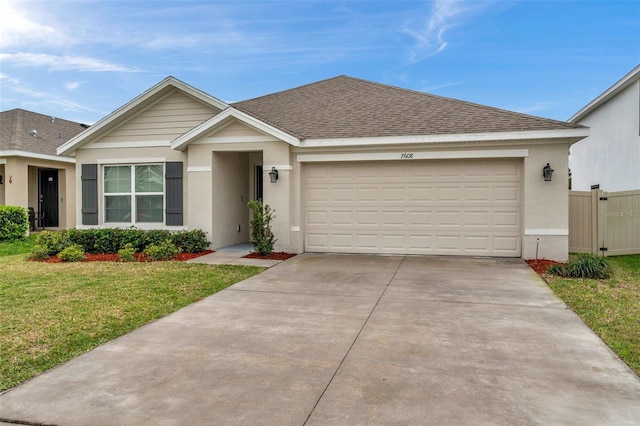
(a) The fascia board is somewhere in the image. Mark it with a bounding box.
[170,108,300,151]
[301,128,590,148]
[57,76,230,156]
[0,150,76,164]
[568,64,640,123]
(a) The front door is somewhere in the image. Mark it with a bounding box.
[38,169,59,227]
[255,165,263,202]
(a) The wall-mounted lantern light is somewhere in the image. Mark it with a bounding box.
[0,175,3,185]
[542,163,554,181]
[268,167,279,183]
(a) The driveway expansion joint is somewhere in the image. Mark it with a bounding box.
[302,256,407,425]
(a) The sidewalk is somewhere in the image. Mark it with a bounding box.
[187,244,283,268]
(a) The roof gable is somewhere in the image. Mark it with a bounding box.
[233,75,583,141]
[1,109,87,157]
[569,64,640,123]
[57,76,229,156]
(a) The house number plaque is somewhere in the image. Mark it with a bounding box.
[400,153,414,159]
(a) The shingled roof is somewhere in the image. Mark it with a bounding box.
[1,109,88,156]
[232,75,582,140]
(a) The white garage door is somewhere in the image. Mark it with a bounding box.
[304,159,522,256]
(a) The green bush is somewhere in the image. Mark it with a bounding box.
[0,206,29,241]
[549,254,612,279]
[143,230,172,248]
[61,228,209,254]
[118,243,137,262]
[30,244,49,261]
[170,230,210,253]
[34,230,71,255]
[143,240,182,261]
[248,200,276,256]
[58,244,85,262]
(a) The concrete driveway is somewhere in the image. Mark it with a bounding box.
[1,254,639,425]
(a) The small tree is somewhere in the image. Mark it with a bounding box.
[247,200,276,256]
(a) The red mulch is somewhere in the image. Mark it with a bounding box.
[244,251,297,261]
[36,250,214,263]
[526,259,564,275]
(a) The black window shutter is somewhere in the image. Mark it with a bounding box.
[165,162,183,226]
[81,164,98,225]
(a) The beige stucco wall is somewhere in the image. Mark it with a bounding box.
[522,143,570,261]
[1,156,75,230]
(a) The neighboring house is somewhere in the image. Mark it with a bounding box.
[1,109,88,229]
[569,64,640,191]
[58,76,588,261]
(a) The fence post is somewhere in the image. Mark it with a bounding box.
[597,189,608,256]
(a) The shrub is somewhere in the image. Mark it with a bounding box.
[118,243,137,262]
[170,230,210,253]
[143,230,173,248]
[30,244,49,261]
[34,230,71,255]
[143,240,181,261]
[0,206,29,241]
[58,244,85,262]
[549,254,611,279]
[248,200,276,256]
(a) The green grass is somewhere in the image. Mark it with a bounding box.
[545,254,640,376]
[0,252,263,391]
[0,235,36,256]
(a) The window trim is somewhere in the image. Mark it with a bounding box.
[103,163,165,225]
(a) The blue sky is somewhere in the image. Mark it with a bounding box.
[1,0,638,125]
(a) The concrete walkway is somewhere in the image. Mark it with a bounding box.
[1,254,639,425]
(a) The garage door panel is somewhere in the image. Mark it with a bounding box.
[304,159,521,256]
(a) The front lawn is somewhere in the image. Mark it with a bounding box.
[0,249,263,391]
[543,255,640,376]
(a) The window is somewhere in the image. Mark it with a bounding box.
[104,164,164,223]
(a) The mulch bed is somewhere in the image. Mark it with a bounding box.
[526,259,564,275]
[37,250,214,263]
[244,252,297,261]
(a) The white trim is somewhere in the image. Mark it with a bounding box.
[0,159,6,164]
[297,149,529,163]
[0,150,76,164]
[192,135,281,144]
[83,141,171,149]
[524,229,569,236]
[301,128,589,148]
[569,64,640,123]
[97,157,166,164]
[75,224,188,231]
[57,76,230,156]
[171,108,300,151]
[263,164,293,171]
[187,166,212,172]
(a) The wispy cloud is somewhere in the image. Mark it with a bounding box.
[515,101,557,114]
[402,0,486,63]
[65,82,82,91]
[420,80,465,92]
[0,53,141,72]
[0,73,20,84]
[12,85,106,115]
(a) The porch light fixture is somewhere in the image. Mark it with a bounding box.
[542,163,554,181]
[268,167,279,183]
[0,175,3,185]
